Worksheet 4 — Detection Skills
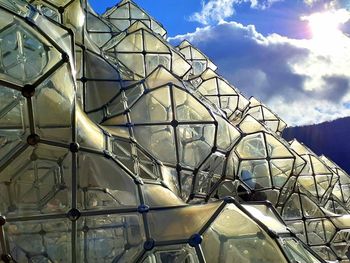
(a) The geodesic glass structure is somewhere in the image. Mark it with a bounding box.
[177,40,217,77]
[244,97,287,136]
[0,0,349,262]
[189,68,250,122]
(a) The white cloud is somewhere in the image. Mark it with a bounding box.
[249,0,283,9]
[189,0,235,25]
[304,0,350,9]
[169,16,350,126]
[189,0,283,25]
[303,0,319,6]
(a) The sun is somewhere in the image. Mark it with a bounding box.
[301,9,350,52]
[306,12,342,38]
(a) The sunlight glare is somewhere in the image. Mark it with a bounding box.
[301,9,350,53]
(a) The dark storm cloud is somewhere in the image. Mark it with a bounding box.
[321,76,350,101]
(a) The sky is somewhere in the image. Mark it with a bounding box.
[89,0,350,126]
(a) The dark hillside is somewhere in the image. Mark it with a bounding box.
[283,117,350,174]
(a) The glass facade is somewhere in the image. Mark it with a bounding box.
[0,0,348,262]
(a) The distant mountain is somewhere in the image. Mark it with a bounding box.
[283,117,350,174]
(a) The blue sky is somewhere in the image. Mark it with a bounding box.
[90,0,200,36]
[90,0,350,126]
[90,0,327,38]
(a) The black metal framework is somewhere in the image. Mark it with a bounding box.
[101,21,191,80]
[320,155,350,213]
[0,0,349,262]
[289,140,348,210]
[102,0,167,38]
[177,40,217,77]
[244,97,287,136]
[189,68,250,122]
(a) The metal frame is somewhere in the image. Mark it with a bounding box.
[0,0,349,262]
